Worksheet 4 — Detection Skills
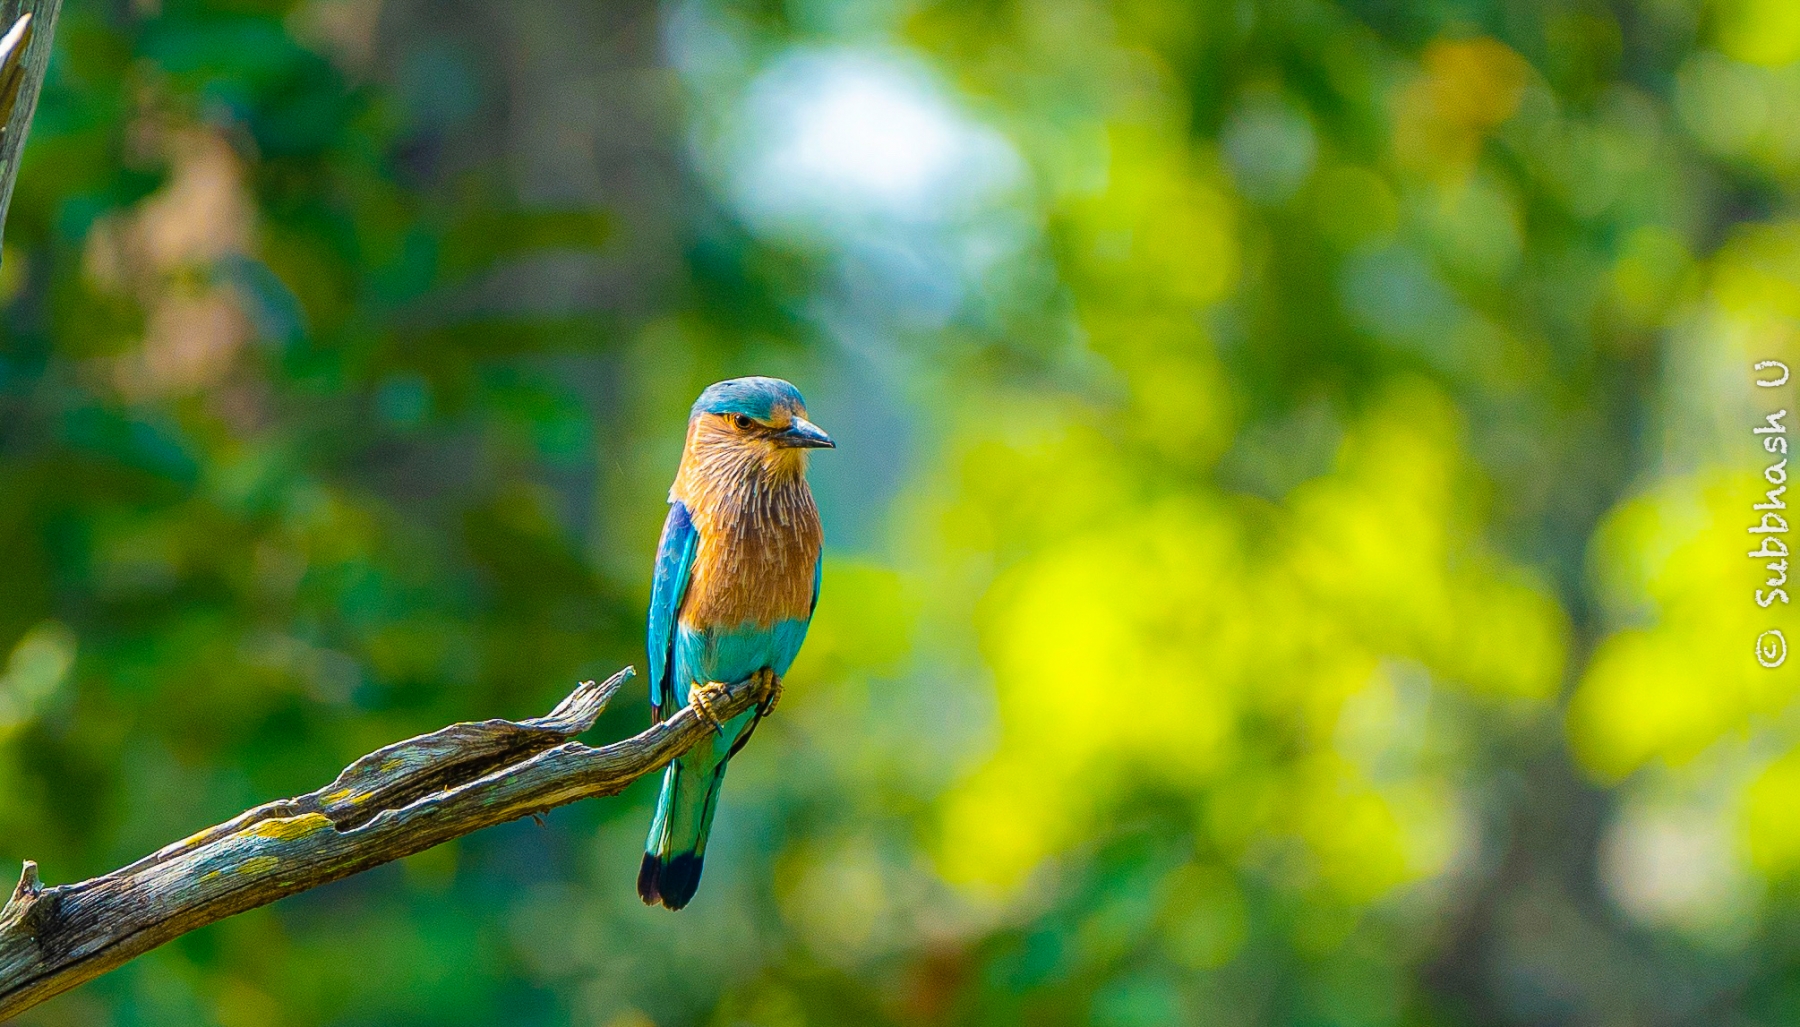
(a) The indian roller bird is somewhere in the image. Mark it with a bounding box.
[638,376,833,910]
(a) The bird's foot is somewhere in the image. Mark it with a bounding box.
[690,681,728,735]
[753,668,783,713]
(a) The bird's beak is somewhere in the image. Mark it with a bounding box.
[778,416,835,449]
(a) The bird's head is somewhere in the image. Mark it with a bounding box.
[687,376,834,477]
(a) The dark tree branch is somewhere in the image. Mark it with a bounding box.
[0,0,59,254]
[0,667,764,1021]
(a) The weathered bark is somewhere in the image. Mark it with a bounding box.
[0,667,765,1021]
[0,0,60,253]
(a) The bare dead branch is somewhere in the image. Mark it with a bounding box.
[0,1,60,254]
[0,666,765,1021]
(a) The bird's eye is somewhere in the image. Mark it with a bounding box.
[731,414,753,430]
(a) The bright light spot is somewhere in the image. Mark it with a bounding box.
[728,50,1022,234]
[779,74,956,206]
[0,621,76,734]
[1601,799,1760,940]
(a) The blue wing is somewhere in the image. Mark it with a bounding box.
[647,500,698,721]
[810,552,822,617]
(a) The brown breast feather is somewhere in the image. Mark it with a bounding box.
[672,419,823,630]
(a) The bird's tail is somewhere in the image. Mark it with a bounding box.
[638,752,729,910]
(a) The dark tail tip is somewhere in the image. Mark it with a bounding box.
[637,852,662,906]
[637,851,705,910]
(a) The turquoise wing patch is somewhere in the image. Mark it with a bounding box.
[648,500,697,720]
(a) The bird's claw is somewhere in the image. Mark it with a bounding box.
[691,681,728,735]
[754,668,783,713]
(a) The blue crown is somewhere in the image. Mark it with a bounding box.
[690,377,806,422]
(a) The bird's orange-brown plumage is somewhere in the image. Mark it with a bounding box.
[640,376,832,912]
[671,401,823,631]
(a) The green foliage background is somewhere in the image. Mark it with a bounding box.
[1,0,1796,1023]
